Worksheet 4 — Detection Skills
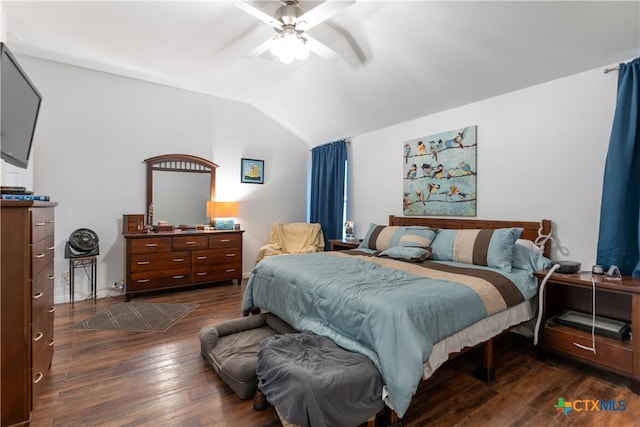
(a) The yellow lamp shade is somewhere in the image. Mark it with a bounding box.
[207,201,238,218]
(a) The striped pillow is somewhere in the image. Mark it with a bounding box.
[358,224,435,251]
[430,228,523,271]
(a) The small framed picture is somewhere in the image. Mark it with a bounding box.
[241,158,264,184]
[344,220,355,241]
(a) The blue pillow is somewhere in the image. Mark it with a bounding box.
[512,244,553,272]
[379,246,431,262]
[430,228,523,271]
[397,227,436,248]
[359,224,435,251]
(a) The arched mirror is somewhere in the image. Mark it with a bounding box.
[145,154,218,227]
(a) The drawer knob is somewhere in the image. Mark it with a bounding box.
[34,291,44,299]
[225,269,236,273]
[185,241,196,245]
[48,275,55,280]
[220,239,230,243]
[145,243,158,247]
[34,372,44,383]
[35,253,46,259]
[47,246,55,251]
[196,272,207,276]
[173,258,185,262]
[49,339,55,347]
[138,279,150,283]
[173,275,185,279]
[49,306,56,313]
[35,222,46,227]
[226,253,236,257]
[137,261,150,265]
[197,256,207,260]
[34,332,44,341]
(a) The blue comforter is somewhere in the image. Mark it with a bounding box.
[241,251,537,417]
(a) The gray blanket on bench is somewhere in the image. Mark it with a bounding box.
[257,332,384,427]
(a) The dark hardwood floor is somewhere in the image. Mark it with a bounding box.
[30,281,640,427]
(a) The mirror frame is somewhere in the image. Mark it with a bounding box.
[144,154,218,225]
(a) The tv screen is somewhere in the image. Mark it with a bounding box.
[1,42,42,169]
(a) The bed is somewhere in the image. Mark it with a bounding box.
[242,216,552,420]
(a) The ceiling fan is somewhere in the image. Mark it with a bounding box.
[236,0,356,64]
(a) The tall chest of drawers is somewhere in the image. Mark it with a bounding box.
[124,230,244,300]
[1,201,57,426]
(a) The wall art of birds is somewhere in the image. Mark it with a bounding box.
[426,183,440,200]
[406,163,418,179]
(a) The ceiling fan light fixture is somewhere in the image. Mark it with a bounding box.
[270,30,308,63]
[269,35,283,56]
[279,49,294,64]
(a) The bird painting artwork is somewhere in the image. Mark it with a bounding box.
[406,164,418,179]
[403,126,477,216]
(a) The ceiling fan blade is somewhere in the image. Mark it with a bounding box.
[297,0,355,31]
[305,35,340,62]
[306,22,363,68]
[235,1,282,30]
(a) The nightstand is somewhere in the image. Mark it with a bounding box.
[329,239,361,251]
[534,270,640,382]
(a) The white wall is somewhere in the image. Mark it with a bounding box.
[351,62,623,270]
[17,55,309,303]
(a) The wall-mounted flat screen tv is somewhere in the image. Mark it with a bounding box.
[1,42,42,169]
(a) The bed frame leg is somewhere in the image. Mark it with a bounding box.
[474,338,496,384]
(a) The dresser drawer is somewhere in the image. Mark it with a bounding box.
[192,248,241,266]
[129,237,172,254]
[31,208,55,243]
[173,235,208,251]
[130,252,190,273]
[32,263,54,322]
[32,235,55,277]
[31,312,54,403]
[209,233,242,248]
[192,263,241,283]
[542,322,633,373]
[129,268,192,290]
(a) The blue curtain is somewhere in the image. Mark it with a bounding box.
[597,57,640,277]
[310,139,347,250]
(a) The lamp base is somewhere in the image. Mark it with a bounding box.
[214,219,235,230]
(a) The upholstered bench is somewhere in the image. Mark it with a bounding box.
[199,313,297,400]
[257,332,384,427]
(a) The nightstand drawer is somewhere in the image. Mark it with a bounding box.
[542,322,633,373]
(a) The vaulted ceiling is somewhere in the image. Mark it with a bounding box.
[3,1,639,145]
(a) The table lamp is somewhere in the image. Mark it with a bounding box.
[207,201,239,230]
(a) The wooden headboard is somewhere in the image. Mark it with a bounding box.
[389,215,552,258]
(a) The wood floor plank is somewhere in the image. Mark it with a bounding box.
[29,282,640,426]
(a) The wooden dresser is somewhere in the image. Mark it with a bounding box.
[1,200,57,426]
[123,230,244,300]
